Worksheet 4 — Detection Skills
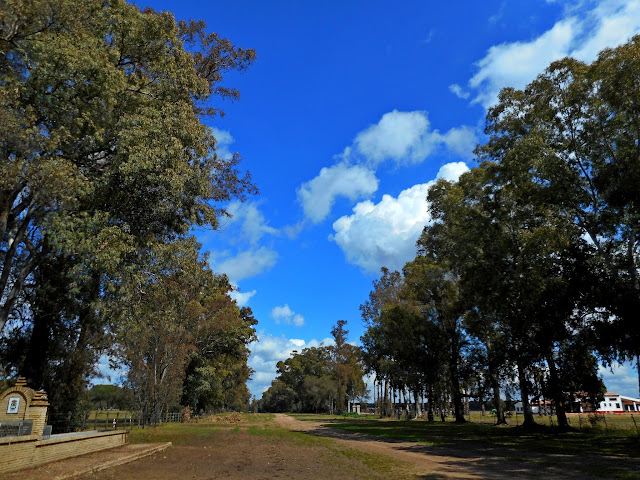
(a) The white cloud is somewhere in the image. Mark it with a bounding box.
[296,111,477,223]
[440,126,478,159]
[467,0,640,108]
[211,127,235,160]
[572,0,640,62]
[283,221,305,240]
[599,361,639,398]
[436,161,471,182]
[297,162,379,223]
[91,355,126,386]
[247,333,334,397]
[271,304,305,326]
[352,110,477,166]
[214,246,278,283]
[224,201,278,246]
[470,20,576,108]
[230,288,256,307]
[354,110,432,165]
[449,83,470,99]
[330,162,469,273]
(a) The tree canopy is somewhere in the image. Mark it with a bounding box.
[0,0,258,430]
[359,36,640,428]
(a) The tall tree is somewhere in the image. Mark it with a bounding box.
[1,0,257,426]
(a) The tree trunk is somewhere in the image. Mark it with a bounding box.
[545,351,569,429]
[427,387,434,421]
[517,360,536,428]
[449,334,466,423]
[489,367,507,425]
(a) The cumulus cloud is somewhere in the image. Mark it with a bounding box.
[330,162,469,273]
[436,161,471,182]
[247,334,334,397]
[352,110,477,166]
[297,162,379,223]
[209,202,280,282]
[440,126,478,159]
[354,110,433,165]
[214,246,278,283]
[271,304,305,326]
[467,0,640,108]
[230,288,257,307]
[296,111,477,224]
[599,361,639,398]
[224,201,278,246]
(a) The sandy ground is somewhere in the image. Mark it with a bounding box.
[9,414,640,479]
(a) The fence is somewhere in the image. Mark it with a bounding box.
[467,410,640,433]
[45,410,184,435]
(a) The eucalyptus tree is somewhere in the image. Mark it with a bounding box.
[403,255,469,423]
[359,268,405,414]
[478,35,640,365]
[0,0,257,423]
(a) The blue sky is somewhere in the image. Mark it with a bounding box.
[128,0,640,399]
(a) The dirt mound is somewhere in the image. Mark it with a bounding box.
[195,412,243,423]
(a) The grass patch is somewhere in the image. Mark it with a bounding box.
[320,417,640,458]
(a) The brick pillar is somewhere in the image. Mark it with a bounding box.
[0,378,29,421]
[26,391,49,439]
[0,377,49,439]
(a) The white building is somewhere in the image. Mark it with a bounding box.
[597,393,640,413]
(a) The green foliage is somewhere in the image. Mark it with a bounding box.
[359,36,640,429]
[115,238,257,418]
[88,384,131,410]
[0,0,257,431]
[260,321,367,413]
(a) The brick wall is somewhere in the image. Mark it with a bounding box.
[0,430,129,474]
[0,435,39,473]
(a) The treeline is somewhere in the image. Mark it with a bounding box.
[0,0,257,431]
[360,36,640,428]
[259,321,367,413]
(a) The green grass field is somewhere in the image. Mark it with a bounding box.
[290,412,640,458]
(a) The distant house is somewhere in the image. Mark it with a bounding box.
[597,393,640,413]
[514,399,554,415]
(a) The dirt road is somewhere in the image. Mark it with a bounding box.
[52,414,639,479]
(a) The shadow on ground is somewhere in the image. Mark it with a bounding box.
[294,420,640,480]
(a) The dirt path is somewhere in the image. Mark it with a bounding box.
[274,414,640,479]
[21,414,637,480]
